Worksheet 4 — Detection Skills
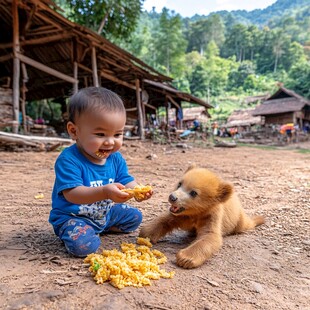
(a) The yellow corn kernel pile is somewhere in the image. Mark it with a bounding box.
[84,237,174,289]
[121,184,152,200]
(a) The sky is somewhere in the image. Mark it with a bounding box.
[143,0,278,17]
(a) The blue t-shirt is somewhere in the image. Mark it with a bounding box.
[49,144,134,235]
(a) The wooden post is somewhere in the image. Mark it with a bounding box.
[135,79,144,139]
[12,0,20,134]
[21,63,29,133]
[91,47,99,87]
[72,38,78,94]
[73,61,78,94]
[165,96,171,142]
[165,96,169,126]
[141,89,149,125]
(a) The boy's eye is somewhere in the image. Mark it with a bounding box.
[115,133,123,138]
[189,190,198,198]
[95,133,105,137]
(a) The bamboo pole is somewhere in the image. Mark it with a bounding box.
[135,79,144,140]
[21,63,29,133]
[16,52,78,84]
[72,38,79,94]
[100,71,137,90]
[165,96,171,142]
[0,54,13,62]
[91,47,99,87]
[0,32,73,49]
[167,95,183,129]
[73,61,78,94]
[12,0,20,134]
[78,63,138,90]
[167,95,181,109]
[143,102,156,110]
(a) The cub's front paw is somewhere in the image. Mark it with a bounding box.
[176,248,204,269]
[139,225,160,244]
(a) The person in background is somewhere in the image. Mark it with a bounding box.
[285,127,292,143]
[49,87,152,257]
[192,118,200,131]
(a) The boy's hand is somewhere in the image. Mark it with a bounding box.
[121,184,153,202]
[134,189,153,202]
[103,183,132,203]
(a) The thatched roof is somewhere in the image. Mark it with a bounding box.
[244,94,269,105]
[253,87,310,116]
[0,0,210,111]
[168,106,210,122]
[144,80,212,109]
[225,109,261,127]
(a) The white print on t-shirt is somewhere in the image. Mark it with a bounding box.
[89,179,115,187]
[90,180,103,187]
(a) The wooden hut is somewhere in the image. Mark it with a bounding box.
[168,106,210,129]
[225,109,262,129]
[243,94,269,106]
[0,0,211,138]
[252,87,310,129]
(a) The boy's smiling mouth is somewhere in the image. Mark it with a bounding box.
[95,150,110,158]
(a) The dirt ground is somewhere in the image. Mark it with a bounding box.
[0,140,309,310]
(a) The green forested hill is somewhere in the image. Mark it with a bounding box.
[207,0,310,26]
[55,0,310,122]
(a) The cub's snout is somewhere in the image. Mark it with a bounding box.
[168,192,186,214]
[168,193,178,203]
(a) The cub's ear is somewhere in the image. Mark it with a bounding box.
[217,182,233,203]
[186,163,197,173]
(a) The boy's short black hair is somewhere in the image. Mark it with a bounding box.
[68,87,125,123]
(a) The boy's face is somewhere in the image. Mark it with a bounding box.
[67,108,126,164]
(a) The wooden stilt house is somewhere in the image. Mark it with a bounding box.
[0,0,212,139]
[252,87,310,129]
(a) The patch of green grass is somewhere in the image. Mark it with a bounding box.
[237,143,278,150]
[237,143,310,154]
[295,148,310,154]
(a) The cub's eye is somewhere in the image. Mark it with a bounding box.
[189,190,198,198]
[177,182,182,189]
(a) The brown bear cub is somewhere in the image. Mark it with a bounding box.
[139,165,265,268]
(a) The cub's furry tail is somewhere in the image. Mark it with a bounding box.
[251,215,265,227]
[236,212,265,233]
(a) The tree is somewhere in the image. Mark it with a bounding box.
[272,29,290,73]
[186,15,225,56]
[152,8,187,76]
[116,12,155,62]
[285,60,310,99]
[227,60,256,91]
[281,41,306,71]
[188,42,236,100]
[222,24,248,61]
[56,0,145,40]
